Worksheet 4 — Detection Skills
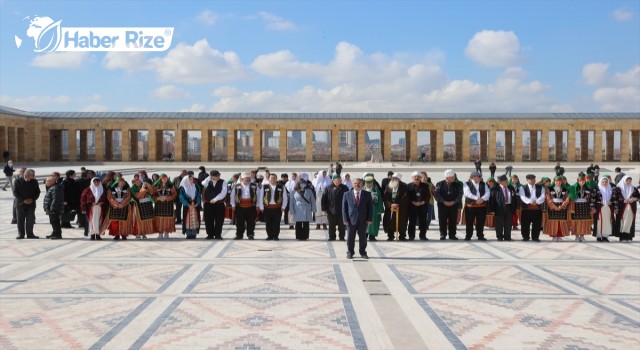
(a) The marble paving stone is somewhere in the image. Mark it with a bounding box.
[418,297,640,350]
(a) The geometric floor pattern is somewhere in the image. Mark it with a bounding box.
[1,164,639,349]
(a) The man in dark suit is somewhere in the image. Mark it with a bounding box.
[342,178,373,259]
[202,170,226,240]
[490,174,517,241]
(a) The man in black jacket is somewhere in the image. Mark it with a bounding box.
[490,175,517,241]
[13,168,41,239]
[2,159,14,191]
[61,170,79,228]
[321,174,349,241]
[43,177,65,239]
[407,171,430,241]
[434,169,463,240]
[202,170,227,240]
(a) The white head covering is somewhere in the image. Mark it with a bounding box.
[90,177,103,203]
[300,172,309,181]
[180,175,197,199]
[412,171,421,178]
[598,177,612,204]
[444,169,455,178]
[617,175,634,200]
[342,173,353,190]
[314,169,330,192]
[391,173,402,180]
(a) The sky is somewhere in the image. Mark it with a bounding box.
[1,0,639,113]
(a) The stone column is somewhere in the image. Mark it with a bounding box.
[529,130,538,161]
[605,130,614,161]
[434,130,443,162]
[17,128,26,163]
[514,128,522,162]
[409,129,417,162]
[382,128,391,161]
[487,130,495,162]
[553,130,561,161]
[430,130,438,162]
[0,127,6,154]
[120,130,130,162]
[226,129,235,162]
[567,128,576,162]
[79,130,88,161]
[460,129,469,162]
[201,129,210,162]
[254,130,262,162]
[620,129,629,162]
[594,129,603,162]
[280,128,288,162]
[130,130,139,161]
[181,130,188,162]
[480,130,488,161]
[306,129,314,162]
[95,127,104,161]
[540,128,549,162]
[357,129,366,162]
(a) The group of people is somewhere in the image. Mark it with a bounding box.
[5,161,639,257]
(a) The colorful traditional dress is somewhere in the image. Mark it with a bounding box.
[179,176,202,238]
[569,182,594,236]
[544,184,570,238]
[101,181,133,237]
[80,177,107,238]
[153,179,177,234]
[131,182,156,237]
[364,184,384,237]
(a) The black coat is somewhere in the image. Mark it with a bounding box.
[13,177,41,204]
[321,183,349,215]
[44,184,65,214]
[489,185,517,215]
[62,178,80,210]
[3,164,14,177]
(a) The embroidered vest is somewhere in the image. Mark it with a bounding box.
[234,183,257,205]
[263,184,284,206]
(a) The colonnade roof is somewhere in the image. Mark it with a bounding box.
[1,105,638,120]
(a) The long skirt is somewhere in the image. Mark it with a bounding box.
[88,204,102,235]
[315,192,328,225]
[183,205,201,237]
[594,205,613,238]
[154,201,176,233]
[544,208,569,237]
[102,206,133,236]
[619,204,635,235]
[133,201,155,235]
[571,201,592,236]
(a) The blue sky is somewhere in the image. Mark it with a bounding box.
[1,0,638,113]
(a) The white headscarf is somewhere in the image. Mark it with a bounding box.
[180,175,197,199]
[617,175,634,200]
[314,170,330,192]
[342,173,353,190]
[598,178,612,204]
[90,177,103,203]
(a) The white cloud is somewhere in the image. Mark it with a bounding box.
[151,85,191,100]
[582,62,610,85]
[612,8,633,22]
[256,11,296,31]
[582,63,640,111]
[149,39,248,84]
[251,50,323,78]
[593,87,640,112]
[465,30,522,67]
[102,52,148,73]
[197,9,218,26]
[31,52,90,69]
[0,94,70,110]
[180,103,206,112]
[81,104,108,112]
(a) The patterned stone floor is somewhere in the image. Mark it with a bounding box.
[1,163,639,349]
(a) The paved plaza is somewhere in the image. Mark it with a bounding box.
[1,162,639,350]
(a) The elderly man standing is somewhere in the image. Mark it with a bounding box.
[407,171,431,241]
[434,170,463,240]
[43,177,65,240]
[230,172,259,240]
[14,169,41,239]
[343,178,373,259]
[490,175,516,241]
[463,171,490,241]
[383,173,409,241]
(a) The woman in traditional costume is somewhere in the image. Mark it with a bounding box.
[131,178,156,239]
[153,173,177,239]
[613,175,640,242]
[569,173,595,242]
[592,176,614,242]
[545,176,570,241]
[80,177,107,240]
[179,174,202,239]
[101,177,133,240]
